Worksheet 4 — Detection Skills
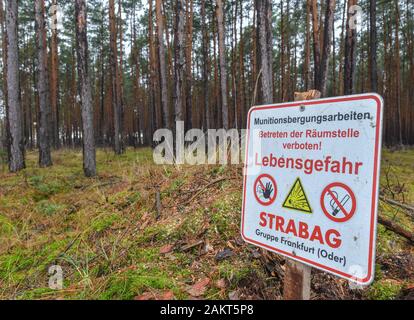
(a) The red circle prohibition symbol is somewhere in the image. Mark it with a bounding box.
[320,182,356,223]
[254,174,277,206]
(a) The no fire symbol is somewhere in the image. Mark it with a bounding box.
[320,182,357,223]
[254,174,277,206]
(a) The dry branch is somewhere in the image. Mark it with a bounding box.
[378,215,414,244]
[380,196,414,217]
[182,177,227,205]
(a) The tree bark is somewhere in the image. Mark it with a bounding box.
[344,0,357,95]
[256,0,273,104]
[304,0,311,91]
[173,0,185,124]
[0,0,9,160]
[156,0,170,129]
[184,0,193,130]
[238,0,246,128]
[394,1,403,146]
[311,0,321,90]
[75,0,96,177]
[50,0,59,148]
[338,0,347,95]
[319,0,336,97]
[5,0,25,172]
[149,0,162,133]
[216,0,228,129]
[109,0,123,154]
[201,0,210,130]
[369,0,377,92]
[35,0,52,167]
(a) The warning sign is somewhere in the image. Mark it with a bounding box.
[282,178,312,213]
[254,174,277,206]
[241,94,383,285]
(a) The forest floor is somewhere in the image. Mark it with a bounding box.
[0,147,413,300]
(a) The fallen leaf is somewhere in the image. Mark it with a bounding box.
[187,278,210,297]
[215,279,227,289]
[134,290,174,300]
[134,292,155,300]
[160,290,175,300]
[160,244,174,254]
[228,290,240,300]
[226,241,235,250]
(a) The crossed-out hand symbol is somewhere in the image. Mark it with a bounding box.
[262,182,274,200]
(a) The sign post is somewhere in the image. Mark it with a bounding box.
[283,91,319,300]
[241,93,384,298]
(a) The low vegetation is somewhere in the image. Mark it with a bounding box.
[0,148,412,300]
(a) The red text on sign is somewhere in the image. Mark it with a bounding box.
[259,212,342,249]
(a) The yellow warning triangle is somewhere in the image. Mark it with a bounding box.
[282,178,312,213]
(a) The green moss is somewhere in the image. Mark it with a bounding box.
[0,215,14,237]
[210,165,227,176]
[17,287,57,300]
[157,251,193,281]
[173,209,204,240]
[0,249,34,283]
[29,175,66,201]
[128,247,160,263]
[164,178,186,196]
[99,267,176,300]
[108,191,141,209]
[209,192,241,239]
[35,200,66,216]
[0,239,66,286]
[136,224,171,244]
[368,280,402,300]
[217,260,251,288]
[91,213,121,233]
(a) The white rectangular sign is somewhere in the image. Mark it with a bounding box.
[241,94,383,285]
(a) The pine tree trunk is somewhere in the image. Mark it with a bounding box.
[280,0,285,101]
[156,0,170,129]
[394,1,403,146]
[344,0,357,95]
[6,0,24,172]
[369,0,377,92]
[304,0,311,91]
[319,0,336,97]
[50,0,59,148]
[256,0,273,104]
[311,0,321,90]
[216,0,228,129]
[338,0,347,95]
[35,0,52,167]
[117,0,125,138]
[132,6,143,146]
[173,0,185,124]
[251,0,257,104]
[109,0,123,154]
[0,0,9,159]
[185,0,193,131]
[99,9,105,146]
[75,0,96,177]
[201,0,210,130]
[149,0,162,133]
[238,0,246,128]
